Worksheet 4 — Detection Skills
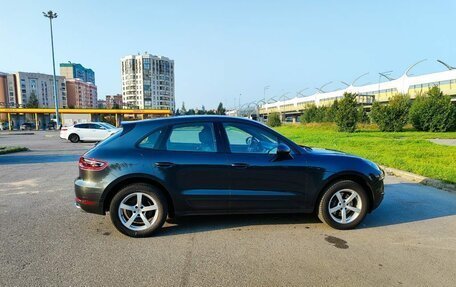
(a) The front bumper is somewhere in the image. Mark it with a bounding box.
[370,178,384,211]
[74,178,105,215]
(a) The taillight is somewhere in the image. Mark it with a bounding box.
[61,128,67,131]
[78,157,108,171]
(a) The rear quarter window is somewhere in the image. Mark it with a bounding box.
[138,129,164,149]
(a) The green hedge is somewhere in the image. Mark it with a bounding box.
[370,94,411,132]
[409,87,456,132]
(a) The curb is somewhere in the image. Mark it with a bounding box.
[0,132,35,135]
[380,165,456,193]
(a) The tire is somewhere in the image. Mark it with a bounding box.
[109,183,168,237]
[317,180,368,230]
[69,133,80,143]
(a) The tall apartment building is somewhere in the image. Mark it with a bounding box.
[121,53,175,110]
[105,94,123,108]
[0,72,12,107]
[14,72,67,108]
[60,62,97,108]
[65,79,97,108]
[60,62,95,84]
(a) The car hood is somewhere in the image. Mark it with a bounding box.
[305,147,360,158]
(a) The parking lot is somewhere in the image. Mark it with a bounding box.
[1,131,456,286]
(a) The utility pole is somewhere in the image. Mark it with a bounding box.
[43,10,60,129]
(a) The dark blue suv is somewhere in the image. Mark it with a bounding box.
[75,116,384,237]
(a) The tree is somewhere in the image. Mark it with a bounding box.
[174,108,180,116]
[26,92,39,108]
[409,87,456,132]
[267,112,281,127]
[370,94,410,132]
[216,102,226,115]
[186,108,196,115]
[325,99,339,122]
[180,102,187,115]
[335,92,359,132]
[357,106,370,124]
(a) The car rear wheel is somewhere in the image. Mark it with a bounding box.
[109,183,167,237]
[69,133,79,143]
[317,180,368,230]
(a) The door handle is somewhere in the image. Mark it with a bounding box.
[231,163,249,168]
[155,162,175,168]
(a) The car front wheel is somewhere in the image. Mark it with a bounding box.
[109,183,167,237]
[317,180,368,230]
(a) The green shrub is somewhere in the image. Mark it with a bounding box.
[409,87,456,132]
[325,100,339,122]
[302,104,339,123]
[370,94,411,131]
[335,93,358,132]
[267,112,282,127]
[302,105,326,123]
[358,106,370,124]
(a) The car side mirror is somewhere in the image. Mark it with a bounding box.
[276,143,291,156]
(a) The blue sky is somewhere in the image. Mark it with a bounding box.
[1,0,455,109]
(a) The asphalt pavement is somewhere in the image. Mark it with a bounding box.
[1,131,455,286]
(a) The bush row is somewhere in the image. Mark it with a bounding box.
[299,88,455,132]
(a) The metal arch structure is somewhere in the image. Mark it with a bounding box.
[437,59,455,70]
[315,81,333,93]
[278,92,291,101]
[295,88,309,98]
[340,81,350,87]
[404,59,427,76]
[351,72,369,87]
[379,70,394,81]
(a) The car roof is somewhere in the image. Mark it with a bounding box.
[122,116,261,127]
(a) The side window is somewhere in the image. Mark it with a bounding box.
[138,129,164,150]
[223,123,279,154]
[89,124,103,129]
[166,123,216,152]
[76,124,89,129]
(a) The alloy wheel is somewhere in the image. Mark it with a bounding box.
[118,192,159,231]
[328,189,362,224]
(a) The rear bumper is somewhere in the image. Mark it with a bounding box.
[74,178,105,215]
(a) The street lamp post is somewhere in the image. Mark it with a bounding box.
[43,10,60,129]
[263,85,270,101]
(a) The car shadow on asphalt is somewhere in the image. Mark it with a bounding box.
[0,154,80,164]
[158,213,321,237]
[360,183,456,229]
[157,182,456,236]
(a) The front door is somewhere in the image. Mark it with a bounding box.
[221,122,307,212]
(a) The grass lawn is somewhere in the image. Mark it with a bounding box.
[0,146,29,155]
[274,123,456,184]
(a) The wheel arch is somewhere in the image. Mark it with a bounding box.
[102,174,175,217]
[314,172,375,213]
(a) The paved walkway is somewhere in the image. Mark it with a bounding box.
[429,139,456,146]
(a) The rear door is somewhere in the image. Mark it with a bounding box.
[74,123,90,140]
[140,121,231,214]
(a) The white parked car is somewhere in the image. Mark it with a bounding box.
[60,122,120,143]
